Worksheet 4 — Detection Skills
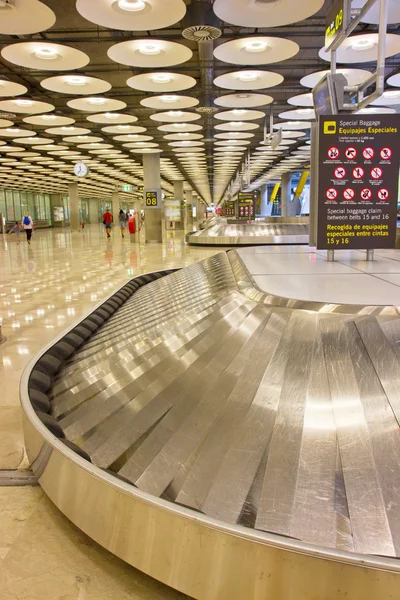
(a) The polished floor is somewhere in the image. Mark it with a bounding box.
[0,224,218,600]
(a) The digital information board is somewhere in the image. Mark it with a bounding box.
[145,190,159,208]
[317,114,400,250]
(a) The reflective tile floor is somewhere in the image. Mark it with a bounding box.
[0,225,217,600]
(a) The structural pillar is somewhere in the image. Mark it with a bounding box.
[88,199,99,224]
[143,152,162,243]
[186,189,193,229]
[68,183,80,232]
[260,185,271,217]
[281,173,292,218]
[112,190,120,223]
[174,180,185,231]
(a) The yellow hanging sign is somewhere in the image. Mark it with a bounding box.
[270,182,280,202]
[294,171,310,198]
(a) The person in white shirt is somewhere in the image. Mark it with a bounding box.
[22,211,33,244]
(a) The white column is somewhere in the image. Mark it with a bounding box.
[186,189,193,228]
[281,173,292,218]
[68,183,80,232]
[143,152,162,243]
[88,199,99,224]
[174,180,184,230]
[260,185,270,217]
[112,190,119,223]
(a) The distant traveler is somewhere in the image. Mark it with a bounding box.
[102,209,113,238]
[22,211,33,244]
[8,221,21,245]
[119,209,128,239]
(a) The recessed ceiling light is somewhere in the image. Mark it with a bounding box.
[351,37,375,51]
[117,125,130,129]
[41,115,57,120]
[34,47,59,60]
[104,113,119,119]
[62,126,75,131]
[237,71,258,82]
[14,99,33,106]
[66,76,87,86]
[244,41,268,53]
[151,73,172,84]
[117,0,146,11]
[173,123,187,128]
[87,97,107,105]
[232,109,247,115]
[168,110,183,116]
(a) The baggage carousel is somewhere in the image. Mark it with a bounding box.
[188,221,309,246]
[21,251,400,599]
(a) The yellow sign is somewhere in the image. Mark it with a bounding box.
[145,191,158,207]
[294,171,310,199]
[325,0,344,49]
[270,182,280,202]
[324,121,337,135]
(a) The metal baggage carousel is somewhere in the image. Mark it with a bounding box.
[21,251,400,599]
[188,222,309,246]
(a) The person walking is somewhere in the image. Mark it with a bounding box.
[102,208,113,238]
[118,209,128,239]
[22,211,33,244]
[8,221,21,245]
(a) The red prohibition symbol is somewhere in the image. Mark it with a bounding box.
[362,147,374,160]
[326,188,338,200]
[328,146,340,159]
[378,188,390,201]
[380,147,392,160]
[334,166,346,179]
[345,147,357,160]
[353,167,364,179]
[371,167,383,179]
[360,188,372,200]
[343,188,355,200]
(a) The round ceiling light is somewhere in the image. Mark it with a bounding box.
[87,113,137,124]
[213,0,324,27]
[214,93,273,108]
[300,68,371,88]
[1,42,89,71]
[67,98,127,112]
[127,72,196,92]
[214,70,283,90]
[40,75,111,95]
[76,0,186,31]
[0,80,28,97]
[23,115,75,127]
[318,34,400,63]
[0,0,56,35]
[140,95,198,110]
[351,0,400,24]
[215,109,264,121]
[108,39,192,68]
[214,36,299,65]
[150,111,200,123]
[157,123,202,132]
[0,98,54,114]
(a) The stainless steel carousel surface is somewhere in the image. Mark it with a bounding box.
[188,221,309,246]
[21,252,400,600]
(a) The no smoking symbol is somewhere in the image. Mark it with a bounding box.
[362,147,374,160]
[360,188,372,200]
[380,148,392,160]
[371,167,383,179]
[328,146,340,159]
[353,167,364,179]
[378,189,389,201]
[343,188,355,200]
[334,167,346,179]
[326,188,337,200]
[345,147,357,160]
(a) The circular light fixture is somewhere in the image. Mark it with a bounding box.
[104,112,119,119]
[151,73,172,83]
[86,97,106,105]
[34,46,58,60]
[173,123,187,128]
[297,108,314,114]
[118,125,130,129]
[41,114,57,120]
[383,89,400,98]
[244,40,268,53]
[351,37,375,51]
[232,109,247,115]
[65,76,87,86]
[168,110,183,116]
[138,42,161,55]
[237,71,258,81]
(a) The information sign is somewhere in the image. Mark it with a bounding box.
[238,192,254,219]
[145,190,159,208]
[224,200,236,217]
[317,114,400,250]
[325,0,346,50]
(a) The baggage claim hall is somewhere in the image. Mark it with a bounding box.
[2,1,400,599]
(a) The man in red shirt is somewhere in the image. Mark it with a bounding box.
[102,209,113,238]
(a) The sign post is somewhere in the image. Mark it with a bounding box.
[317,114,400,258]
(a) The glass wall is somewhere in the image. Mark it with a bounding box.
[0,187,51,223]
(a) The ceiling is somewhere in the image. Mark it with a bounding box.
[0,0,399,205]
